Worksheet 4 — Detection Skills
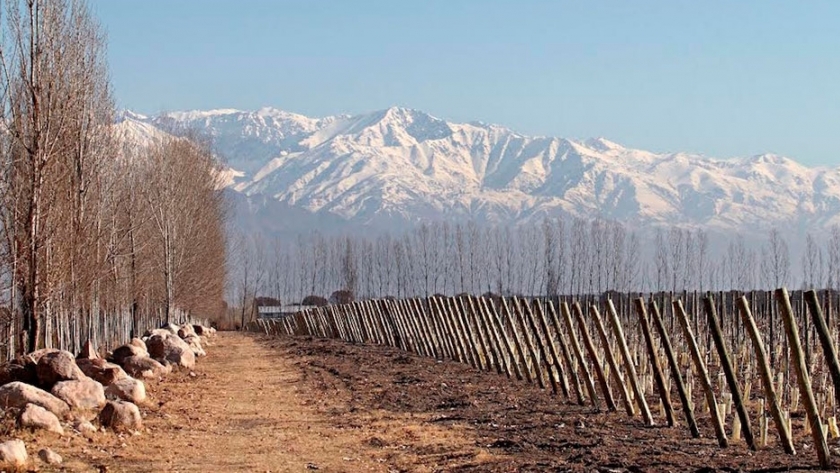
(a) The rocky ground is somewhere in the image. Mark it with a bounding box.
[2,331,834,472]
[0,323,213,471]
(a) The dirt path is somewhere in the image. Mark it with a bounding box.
[88,331,415,472]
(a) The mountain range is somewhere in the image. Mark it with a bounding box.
[115,107,840,240]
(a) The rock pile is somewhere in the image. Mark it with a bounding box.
[0,322,216,469]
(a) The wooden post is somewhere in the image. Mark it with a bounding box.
[532,300,571,399]
[589,305,635,416]
[572,302,616,411]
[507,297,547,389]
[805,290,840,411]
[468,296,504,375]
[737,295,795,455]
[390,300,411,351]
[433,296,465,363]
[606,299,654,425]
[483,296,525,381]
[674,299,728,447]
[462,296,495,372]
[407,298,429,354]
[634,299,675,427]
[459,296,490,371]
[409,299,435,357]
[414,299,447,360]
[547,301,584,405]
[500,297,535,385]
[379,300,399,348]
[354,303,371,343]
[561,302,600,409]
[777,287,831,468]
[704,295,755,450]
[427,298,455,359]
[518,298,559,394]
[449,297,483,369]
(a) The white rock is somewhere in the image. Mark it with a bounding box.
[99,400,142,432]
[51,378,106,410]
[0,439,27,467]
[105,377,146,404]
[0,381,70,417]
[19,403,63,435]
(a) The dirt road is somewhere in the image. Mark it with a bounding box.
[81,332,415,472]
[41,331,822,472]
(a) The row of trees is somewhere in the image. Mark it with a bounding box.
[0,0,226,356]
[232,218,840,314]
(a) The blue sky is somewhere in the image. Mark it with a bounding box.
[92,1,840,166]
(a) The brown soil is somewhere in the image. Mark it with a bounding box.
[10,332,837,472]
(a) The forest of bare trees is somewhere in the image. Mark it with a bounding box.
[234,218,840,322]
[0,0,227,357]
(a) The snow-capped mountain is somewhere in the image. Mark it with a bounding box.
[117,106,840,238]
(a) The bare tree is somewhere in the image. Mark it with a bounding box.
[760,228,790,289]
[654,229,669,292]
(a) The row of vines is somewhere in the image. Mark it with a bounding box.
[261,289,840,468]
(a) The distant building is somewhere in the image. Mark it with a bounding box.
[257,304,317,319]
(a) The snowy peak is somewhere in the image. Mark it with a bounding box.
[584,137,625,152]
[337,107,453,147]
[119,105,840,235]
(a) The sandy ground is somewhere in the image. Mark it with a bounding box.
[8,331,835,472]
[69,332,403,472]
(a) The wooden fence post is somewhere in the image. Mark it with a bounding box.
[805,289,840,411]
[634,299,675,427]
[547,301,585,405]
[777,287,831,468]
[606,299,654,425]
[561,301,600,409]
[432,296,465,363]
[736,295,795,455]
[532,300,571,399]
[704,295,755,450]
[447,297,480,369]
[426,298,454,359]
[465,296,502,374]
[518,298,559,394]
[500,297,536,385]
[674,299,728,447]
[589,305,635,416]
[573,302,616,411]
[482,296,525,381]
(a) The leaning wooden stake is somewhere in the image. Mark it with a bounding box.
[465,296,502,374]
[484,297,526,381]
[561,302,600,409]
[704,295,756,450]
[511,297,549,389]
[589,305,635,417]
[532,300,571,399]
[674,299,728,447]
[606,299,654,425]
[547,301,585,405]
[634,299,675,427]
[473,296,511,377]
[805,289,840,412]
[573,302,617,411]
[777,287,831,468]
[500,297,536,385]
[519,299,561,395]
[736,295,795,455]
